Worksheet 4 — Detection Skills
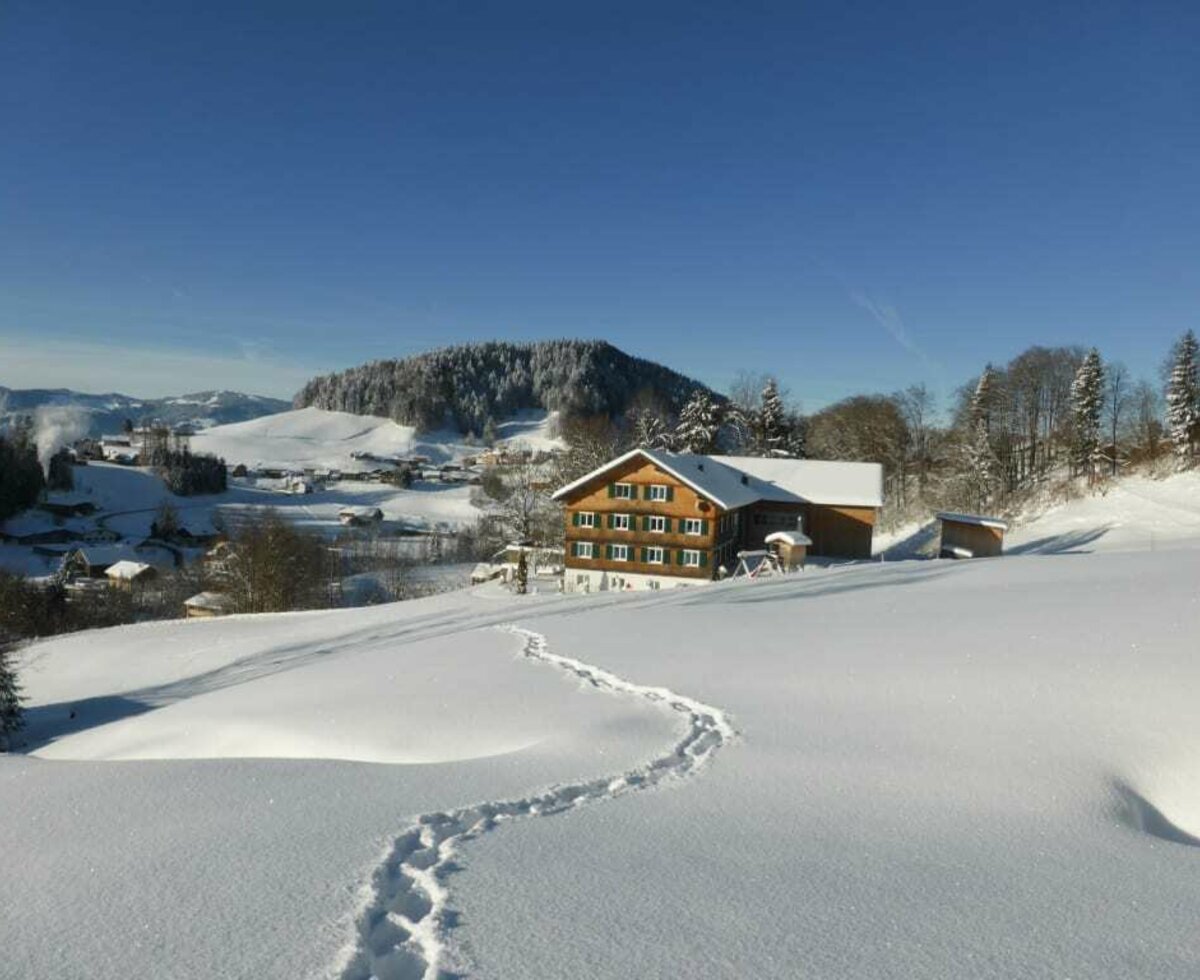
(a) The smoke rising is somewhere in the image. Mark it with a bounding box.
[34,406,91,475]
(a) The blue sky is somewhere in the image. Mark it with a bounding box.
[2,1,1198,408]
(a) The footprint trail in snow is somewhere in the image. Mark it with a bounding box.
[337,625,737,980]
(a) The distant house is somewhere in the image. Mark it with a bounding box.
[80,527,121,544]
[338,506,384,527]
[183,592,234,618]
[105,560,158,591]
[39,499,97,518]
[764,529,812,570]
[552,448,883,593]
[936,513,1009,559]
[60,545,141,579]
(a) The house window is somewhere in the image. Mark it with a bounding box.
[611,513,631,531]
[648,484,669,501]
[647,515,666,533]
[681,549,702,567]
[612,483,633,499]
[574,541,595,559]
[611,544,630,561]
[576,511,596,528]
[683,518,705,535]
[644,546,665,564]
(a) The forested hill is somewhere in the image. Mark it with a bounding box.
[294,340,716,433]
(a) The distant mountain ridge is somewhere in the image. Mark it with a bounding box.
[0,386,291,436]
[296,340,717,434]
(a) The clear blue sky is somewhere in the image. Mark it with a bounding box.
[3,1,1197,408]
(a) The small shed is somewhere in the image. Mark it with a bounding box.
[936,512,1009,559]
[764,529,813,570]
[183,591,234,618]
[338,506,384,527]
[105,560,158,591]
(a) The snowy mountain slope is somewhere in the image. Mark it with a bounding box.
[5,532,1200,977]
[190,406,562,471]
[0,385,289,435]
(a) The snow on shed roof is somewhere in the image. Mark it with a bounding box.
[764,530,813,546]
[936,512,1009,531]
[721,456,884,508]
[104,560,155,580]
[184,591,234,611]
[550,448,798,510]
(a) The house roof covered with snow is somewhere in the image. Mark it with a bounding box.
[104,560,156,581]
[551,448,883,510]
[184,591,234,611]
[720,456,884,508]
[936,512,1009,531]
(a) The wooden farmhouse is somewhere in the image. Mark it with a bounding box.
[552,449,883,593]
[936,512,1009,559]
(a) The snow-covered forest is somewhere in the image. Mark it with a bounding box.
[294,340,717,434]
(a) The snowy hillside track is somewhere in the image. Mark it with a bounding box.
[338,625,737,980]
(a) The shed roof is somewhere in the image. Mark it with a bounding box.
[764,530,813,546]
[104,560,156,581]
[936,512,1010,531]
[184,591,234,611]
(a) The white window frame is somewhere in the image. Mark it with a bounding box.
[612,513,631,531]
[645,546,665,564]
[648,484,668,501]
[647,515,666,533]
[681,549,702,567]
[611,544,630,562]
[577,511,596,528]
[683,518,704,535]
[612,482,633,499]
[576,541,595,559]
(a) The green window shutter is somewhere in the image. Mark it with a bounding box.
[607,514,614,529]
[663,517,672,533]
[608,484,616,498]
[676,549,684,565]
[666,486,674,502]
[700,519,709,535]
[640,547,647,563]
[605,544,613,559]
[571,542,578,557]
[572,512,580,527]
[700,551,709,568]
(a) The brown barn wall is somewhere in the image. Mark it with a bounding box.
[940,521,1004,558]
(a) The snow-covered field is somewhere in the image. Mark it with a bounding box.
[4,472,1200,978]
[191,406,562,471]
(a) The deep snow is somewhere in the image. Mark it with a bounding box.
[4,472,1200,978]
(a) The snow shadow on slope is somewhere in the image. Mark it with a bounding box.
[17,695,156,752]
[1007,526,1111,555]
[1113,781,1200,848]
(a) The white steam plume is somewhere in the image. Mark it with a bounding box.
[34,405,91,475]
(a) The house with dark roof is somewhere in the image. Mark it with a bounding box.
[551,448,883,593]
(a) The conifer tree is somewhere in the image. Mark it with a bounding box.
[674,391,721,454]
[758,379,787,455]
[1069,348,1105,476]
[964,366,1002,509]
[1165,330,1198,460]
[0,641,25,750]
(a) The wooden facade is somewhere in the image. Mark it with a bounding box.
[557,452,881,591]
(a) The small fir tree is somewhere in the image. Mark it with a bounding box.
[758,379,787,455]
[514,549,528,595]
[1165,330,1198,460]
[964,366,1002,509]
[0,641,25,750]
[1069,348,1105,477]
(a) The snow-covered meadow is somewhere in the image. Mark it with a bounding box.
[4,473,1200,978]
